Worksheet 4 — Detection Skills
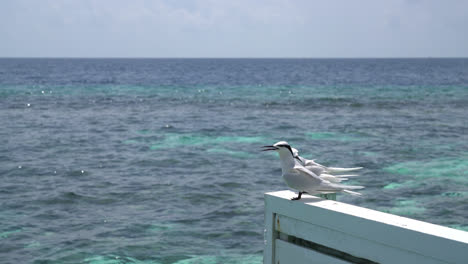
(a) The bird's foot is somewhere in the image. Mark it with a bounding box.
[291,192,303,200]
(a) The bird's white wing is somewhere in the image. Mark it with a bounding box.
[304,159,325,168]
[304,165,326,175]
[292,166,325,183]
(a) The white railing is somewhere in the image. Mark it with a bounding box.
[264,190,468,264]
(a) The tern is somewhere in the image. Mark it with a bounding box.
[263,141,364,200]
[292,147,362,174]
[291,148,361,183]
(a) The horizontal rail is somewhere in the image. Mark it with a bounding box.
[264,190,468,264]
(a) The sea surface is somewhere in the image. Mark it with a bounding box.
[1,58,467,264]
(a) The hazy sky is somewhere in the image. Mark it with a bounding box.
[1,0,467,58]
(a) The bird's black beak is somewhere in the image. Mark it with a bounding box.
[261,145,278,151]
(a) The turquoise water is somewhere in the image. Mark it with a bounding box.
[1,58,468,263]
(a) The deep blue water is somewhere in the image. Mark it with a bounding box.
[1,58,468,264]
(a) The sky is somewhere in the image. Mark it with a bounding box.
[1,0,467,58]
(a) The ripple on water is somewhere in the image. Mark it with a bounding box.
[448,225,468,232]
[384,200,426,217]
[206,148,253,159]
[172,254,262,264]
[148,133,267,150]
[384,154,468,184]
[441,191,468,198]
[305,132,365,142]
[382,180,416,190]
[0,229,23,239]
[35,191,118,207]
[83,255,162,264]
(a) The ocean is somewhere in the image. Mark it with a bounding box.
[1,58,467,264]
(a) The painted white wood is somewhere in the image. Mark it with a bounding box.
[276,214,443,264]
[263,194,277,264]
[275,239,351,264]
[265,190,468,264]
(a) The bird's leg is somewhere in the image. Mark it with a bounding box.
[291,192,303,200]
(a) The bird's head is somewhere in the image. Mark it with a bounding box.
[262,141,294,157]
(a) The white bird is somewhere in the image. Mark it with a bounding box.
[291,147,362,174]
[263,141,364,200]
[290,148,360,183]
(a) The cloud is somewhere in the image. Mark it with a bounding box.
[0,0,467,57]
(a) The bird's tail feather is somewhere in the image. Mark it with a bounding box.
[343,189,362,196]
[323,174,359,178]
[320,174,354,183]
[344,185,365,190]
[328,183,364,190]
[327,167,363,172]
[335,174,359,177]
